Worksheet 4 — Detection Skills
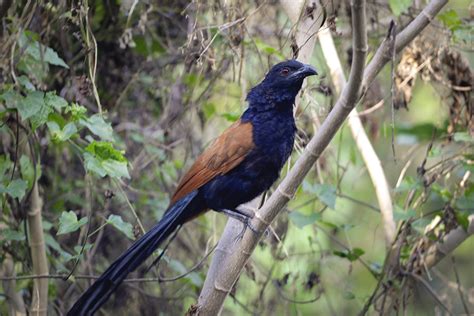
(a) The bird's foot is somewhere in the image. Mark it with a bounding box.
[218,209,260,241]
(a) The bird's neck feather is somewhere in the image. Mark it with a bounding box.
[246,82,302,112]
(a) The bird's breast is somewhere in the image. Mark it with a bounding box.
[250,110,296,170]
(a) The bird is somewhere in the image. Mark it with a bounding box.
[68,59,317,315]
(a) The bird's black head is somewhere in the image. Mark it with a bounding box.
[262,60,317,88]
[247,60,317,110]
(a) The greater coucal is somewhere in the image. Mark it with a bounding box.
[68,60,317,315]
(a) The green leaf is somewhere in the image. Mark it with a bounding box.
[79,114,114,141]
[389,0,412,16]
[455,211,470,231]
[21,33,69,68]
[253,38,285,60]
[84,141,130,179]
[0,90,22,109]
[4,179,28,199]
[438,9,462,30]
[303,182,337,209]
[288,211,321,228]
[333,248,365,262]
[453,132,473,143]
[106,214,134,239]
[47,121,77,142]
[57,211,88,235]
[85,141,127,162]
[393,205,417,221]
[203,102,216,119]
[101,159,130,179]
[396,123,438,142]
[17,91,44,120]
[44,92,68,111]
[1,229,25,241]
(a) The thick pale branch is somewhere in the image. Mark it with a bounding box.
[318,28,396,246]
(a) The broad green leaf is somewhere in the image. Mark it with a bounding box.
[45,92,68,111]
[389,0,412,16]
[438,9,462,30]
[288,211,321,228]
[395,123,438,141]
[333,247,365,262]
[57,211,88,235]
[393,205,416,221]
[303,182,337,209]
[84,152,107,177]
[79,114,114,141]
[4,179,28,199]
[101,159,130,179]
[0,90,22,109]
[17,91,44,120]
[107,214,134,239]
[47,121,77,142]
[1,229,25,241]
[21,33,69,68]
[84,141,130,179]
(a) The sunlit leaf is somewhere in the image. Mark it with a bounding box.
[389,0,412,16]
[57,211,88,235]
[303,182,337,209]
[333,248,365,262]
[79,114,114,141]
[438,9,462,30]
[45,92,68,111]
[107,214,134,239]
[288,211,321,228]
[3,179,28,199]
[1,229,25,241]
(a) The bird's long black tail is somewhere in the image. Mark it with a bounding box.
[68,191,198,316]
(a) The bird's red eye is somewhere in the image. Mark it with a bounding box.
[280,68,290,76]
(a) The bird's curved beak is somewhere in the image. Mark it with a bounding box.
[290,63,318,79]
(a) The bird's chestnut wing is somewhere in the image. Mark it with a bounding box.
[170,120,254,205]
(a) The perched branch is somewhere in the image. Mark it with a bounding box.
[317,27,396,246]
[195,1,367,314]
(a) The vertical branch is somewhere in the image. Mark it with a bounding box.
[23,137,49,316]
[318,27,396,246]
